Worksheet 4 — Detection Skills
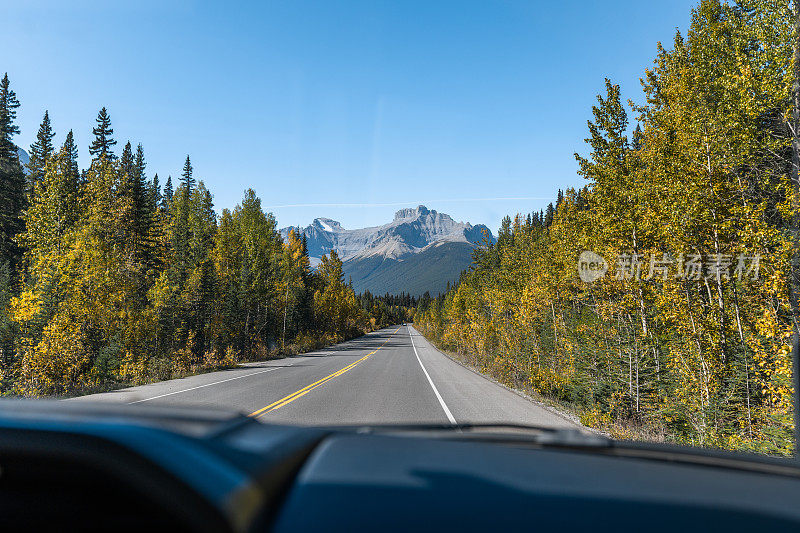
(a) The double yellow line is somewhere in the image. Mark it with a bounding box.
[249,327,401,418]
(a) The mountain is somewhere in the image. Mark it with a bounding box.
[343,240,478,297]
[15,145,29,170]
[280,205,494,296]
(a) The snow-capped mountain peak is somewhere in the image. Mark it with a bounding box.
[279,205,494,266]
[313,218,343,233]
[279,206,494,295]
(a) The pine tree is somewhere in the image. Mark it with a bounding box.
[151,173,162,214]
[631,123,643,151]
[196,185,216,260]
[88,107,116,159]
[132,143,151,239]
[27,110,56,188]
[173,156,195,277]
[180,155,194,196]
[117,142,136,240]
[0,73,26,282]
[0,74,20,162]
[119,141,134,182]
[62,130,80,182]
[497,215,512,250]
[544,203,554,227]
[163,175,173,208]
[147,172,164,272]
[135,144,146,179]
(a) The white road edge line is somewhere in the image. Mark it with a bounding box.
[408,325,457,425]
[128,367,279,404]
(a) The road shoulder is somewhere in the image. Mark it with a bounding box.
[409,325,584,429]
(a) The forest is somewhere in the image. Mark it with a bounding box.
[416,0,799,454]
[0,81,414,397]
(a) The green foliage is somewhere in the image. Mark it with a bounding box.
[27,110,55,187]
[0,93,400,396]
[360,291,416,329]
[88,107,116,159]
[416,0,797,455]
[0,73,26,281]
[0,260,14,384]
[162,175,173,208]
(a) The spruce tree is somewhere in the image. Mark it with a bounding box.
[133,143,151,238]
[119,141,134,176]
[498,215,512,249]
[28,110,56,187]
[62,130,79,181]
[149,173,162,259]
[544,203,554,227]
[180,155,194,196]
[173,157,195,281]
[88,107,116,159]
[151,173,162,214]
[135,143,146,180]
[0,74,20,162]
[631,123,643,151]
[0,73,26,282]
[117,141,135,222]
[163,175,173,208]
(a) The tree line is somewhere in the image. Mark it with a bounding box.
[416,0,798,454]
[0,77,414,396]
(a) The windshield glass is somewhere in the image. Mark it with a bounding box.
[1,0,798,458]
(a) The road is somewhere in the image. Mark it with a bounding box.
[73,325,576,428]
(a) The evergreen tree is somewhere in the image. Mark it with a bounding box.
[497,215,512,250]
[27,110,56,188]
[62,130,79,182]
[631,123,643,151]
[163,175,173,208]
[135,143,146,180]
[119,141,134,187]
[180,155,194,195]
[544,203,554,227]
[117,142,136,242]
[151,173,162,214]
[0,74,20,162]
[0,73,26,282]
[173,157,194,276]
[88,107,116,159]
[132,143,151,239]
[196,185,216,261]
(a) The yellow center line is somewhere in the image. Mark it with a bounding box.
[249,326,401,418]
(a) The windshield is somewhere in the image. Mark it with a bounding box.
[0,0,798,458]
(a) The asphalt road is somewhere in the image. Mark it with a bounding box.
[74,325,576,428]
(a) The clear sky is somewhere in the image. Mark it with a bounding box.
[2,0,699,233]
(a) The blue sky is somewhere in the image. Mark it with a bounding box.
[2,0,698,232]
